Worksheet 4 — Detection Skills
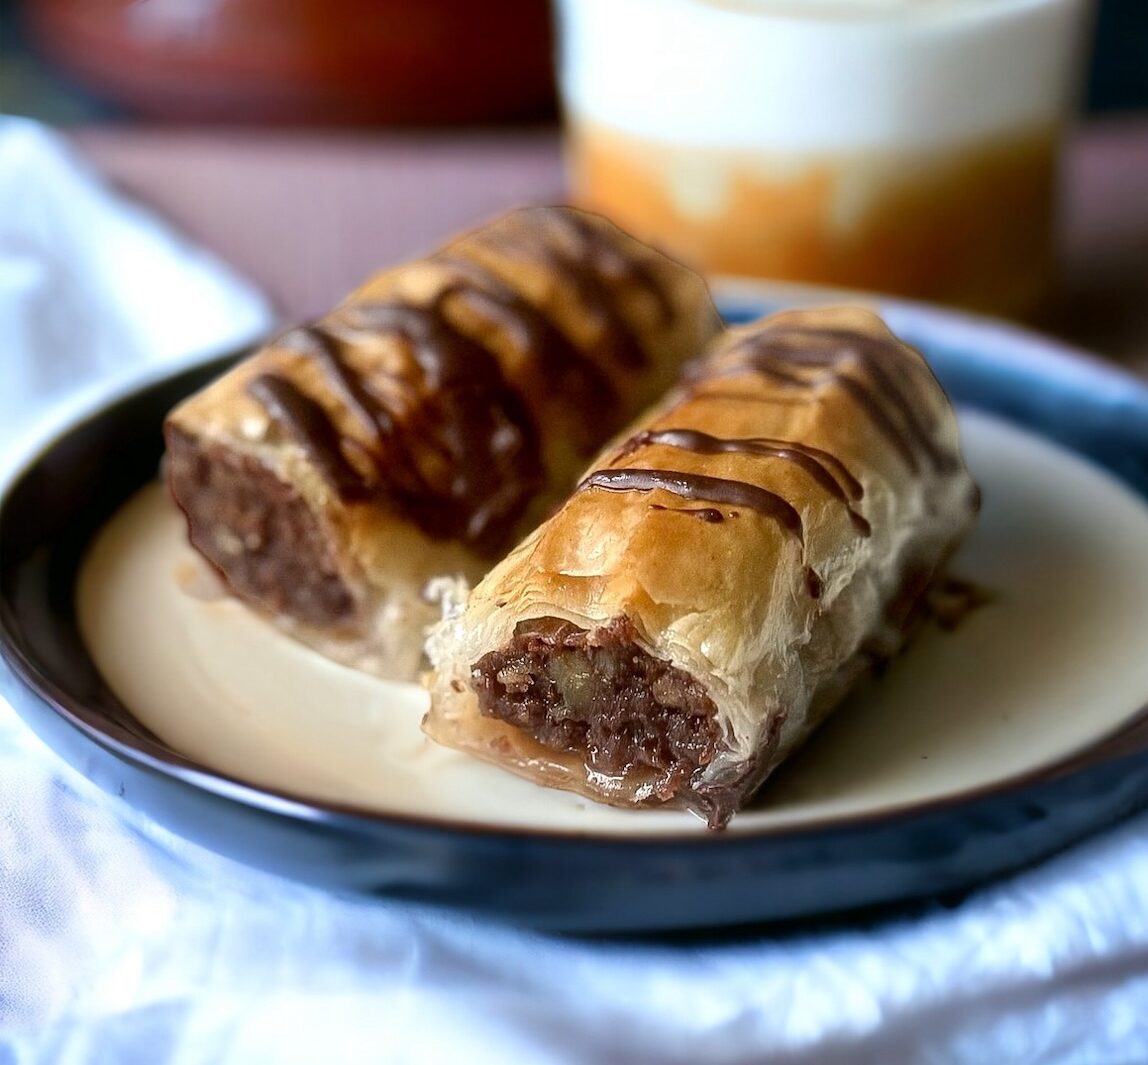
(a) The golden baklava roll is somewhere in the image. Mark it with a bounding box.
[164,207,719,678]
[423,307,979,827]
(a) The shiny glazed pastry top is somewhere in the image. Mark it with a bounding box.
[163,206,720,679]
[424,306,980,827]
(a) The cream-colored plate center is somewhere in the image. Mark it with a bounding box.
[78,411,1148,836]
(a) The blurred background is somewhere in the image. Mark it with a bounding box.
[0,0,1145,356]
[3,0,1145,125]
[0,0,559,124]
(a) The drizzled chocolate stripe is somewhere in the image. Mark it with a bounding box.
[247,374,365,499]
[474,208,659,371]
[725,344,919,473]
[347,299,542,550]
[297,324,396,442]
[578,466,824,597]
[249,210,680,553]
[579,468,804,539]
[718,328,958,474]
[293,324,428,500]
[254,294,542,553]
[546,210,675,327]
[778,329,954,473]
[433,253,621,446]
[615,427,870,535]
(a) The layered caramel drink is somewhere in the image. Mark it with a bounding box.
[557,0,1090,317]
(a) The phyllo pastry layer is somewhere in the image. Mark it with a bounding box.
[164,207,719,678]
[424,307,979,827]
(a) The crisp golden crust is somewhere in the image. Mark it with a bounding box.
[423,307,980,826]
[164,206,720,679]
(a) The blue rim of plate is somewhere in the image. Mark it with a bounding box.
[2,279,1148,933]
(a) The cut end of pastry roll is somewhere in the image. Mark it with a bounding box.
[163,206,720,679]
[466,615,739,823]
[423,306,980,827]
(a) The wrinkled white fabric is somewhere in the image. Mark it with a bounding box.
[2,117,1148,1065]
[0,116,272,441]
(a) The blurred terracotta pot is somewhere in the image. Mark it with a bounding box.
[26,0,556,124]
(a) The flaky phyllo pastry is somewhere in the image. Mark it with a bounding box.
[424,307,980,827]
[164,207,720,679]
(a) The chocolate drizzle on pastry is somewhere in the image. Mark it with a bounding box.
[573,322,958,595]
[425,308,977,832]
[544,209,676,330]
[244,208,670,555]
[572,321,960,599]
[579,413,879,599]
[246,374,366,500]
[286,324,428,503]
[579,465,827,601]
[472,207,670,371]
[252,302,540,553]
[704,327,959,475]
[579,468,805,538]
[614,427,871,535]
[433,253,621,449]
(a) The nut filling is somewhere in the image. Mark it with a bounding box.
[166,426,358,628]
[470,616,722,792]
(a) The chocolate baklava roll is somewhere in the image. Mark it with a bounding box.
[423,307,979,827]
[164,207,719,678]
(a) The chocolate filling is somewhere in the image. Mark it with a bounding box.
[165,426,358,628]
[470,617,721,793]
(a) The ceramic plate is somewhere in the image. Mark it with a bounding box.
[4,280,1148,932]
